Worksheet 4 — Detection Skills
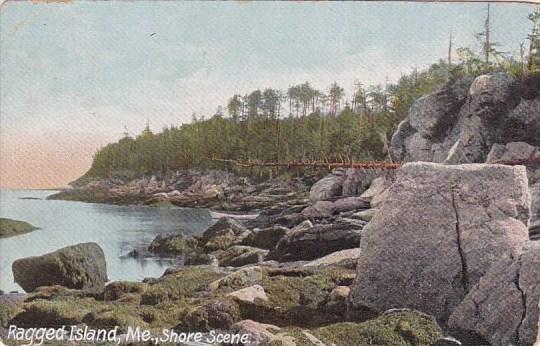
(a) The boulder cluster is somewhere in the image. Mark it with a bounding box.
[2,72,539,346]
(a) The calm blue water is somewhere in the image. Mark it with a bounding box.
[0,190,213,292]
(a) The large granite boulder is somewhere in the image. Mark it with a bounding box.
[448,242,540,346]
[332,197,370,214]
[201,217,251,251]
[303,248,360,268]
[181,298,241,331]
[227,285,268,304]
[301,201,335,219]
[267,222,363,262]
[217,246,268,267]
[486,142,539,164]
[301,197,370,220]
[230,320,287,346]
[486,142,540,239]
[12,242,108,293]
[202,217,248,242]
[241,225,289,250]
[147,233,198,256]
[504,95,540,148]
[349,163,530,323]
[309,170,345,202]
[359,176,392,202]
[390,76,473,163]
[341,168,395,197]
[390,72,539,240]
[209,267,264,292]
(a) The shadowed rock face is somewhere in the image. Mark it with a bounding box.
[12,242,108,293]
[267,222,363,262]
[448,242,540,346]
[309,171,345,203]
[487,142,540,240]
[349,162,530,323]
[390,73,538,164]
[391,72,540,238]
[531,183,540,240]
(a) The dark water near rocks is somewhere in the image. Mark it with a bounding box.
[0,189,213,292]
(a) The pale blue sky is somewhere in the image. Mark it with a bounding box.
[0,1,535,188]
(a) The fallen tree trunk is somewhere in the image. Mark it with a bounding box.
[207,156,540,170]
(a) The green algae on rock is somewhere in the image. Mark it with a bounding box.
[312,310,444,346]
[140,266,224,305]
[147,234,198,256]
[0,218,37,238]
[12,242,108,293]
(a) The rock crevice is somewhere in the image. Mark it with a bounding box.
[451,188,469,293]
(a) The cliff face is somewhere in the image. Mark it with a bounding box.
[391,73,540,164]
[390,72,540,239]
[345,73,540,345]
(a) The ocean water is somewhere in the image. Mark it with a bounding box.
[0,189,213,292]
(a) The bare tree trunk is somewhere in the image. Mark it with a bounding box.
[485,4,491,64]
[448,31,453,66]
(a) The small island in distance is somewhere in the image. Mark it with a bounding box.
[0,218,38,239]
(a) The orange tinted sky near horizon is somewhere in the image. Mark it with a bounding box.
[0,131,109,189]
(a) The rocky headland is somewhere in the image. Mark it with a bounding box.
[47,170,311,213]
[1,72,540,346]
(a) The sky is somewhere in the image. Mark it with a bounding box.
[0,1,535,189]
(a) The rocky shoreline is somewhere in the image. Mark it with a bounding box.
[47,170,312,213]
[2,72,540,345]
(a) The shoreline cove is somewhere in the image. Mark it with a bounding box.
[6,325,250,345]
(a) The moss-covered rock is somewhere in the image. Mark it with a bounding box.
[10,295,185,334]
[0,218,37,238]
[312,310,444,346]
[147,234,198,256]
[179,297,242,331]
[209,266,263,292]
[103,281,147,301]
[140,266,223,305]
[201,217,252,251]
[232,311,444,346]
[201,217,247,243]
[85,309,147,333]
[12,242,108,294]
[184,249,218,266]
[203,229,237,251]
[12,297,96,327]
[234,267,354,328]
[7,265,243,339]
[241,226,289,250]
[28,285,86,301]
[0,294,25,327]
